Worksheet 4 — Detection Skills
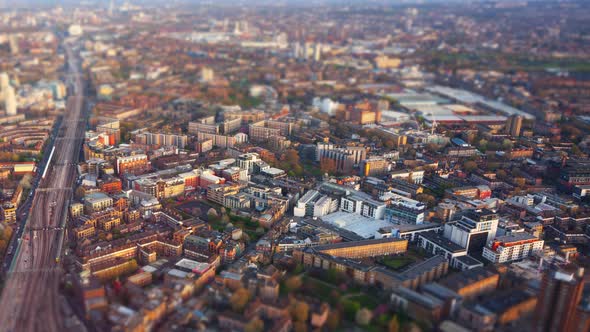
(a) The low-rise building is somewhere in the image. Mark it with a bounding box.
[84,192,114,214]
[374,255,449,290]
[443,209,499,255]
[439,267,499,301]
[116,154,149,175]
[249,120,292,142]
[74,224,96,240]
[391,169,425,184]
[360,157,390,177]
[482,233,544,264]
[382,191,426,224]
[417,231,484,271]
[1,203,16,223]
[391,286,445,323]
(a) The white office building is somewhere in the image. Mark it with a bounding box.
[293,190,320,217]
[443,210,499,254]
[313,196,338,217]
[340,195,386,220]
[382,191,426,224]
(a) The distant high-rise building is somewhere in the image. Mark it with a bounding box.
[276,32,288,45]
[534,267,585,332]
[233,21,241,35]
[405,8,418,32]
[313,43,322,62]
[240,21,249,33]
[507,115,523,137]
[201,67,214,83]
[68,24,83,36]
[304,41,311,59]
[405,18,413,32]
[0,72,9,92]
[8,35,18,55]
[4,85,17,116]
[293,42,302,59]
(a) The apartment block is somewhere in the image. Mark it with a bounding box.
[482,233,544,264]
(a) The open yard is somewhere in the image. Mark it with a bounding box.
[345,294,380,310]
[176,199,218,221]
[379,247,430,271]
[380,255,417,270]
[301,275,340,305]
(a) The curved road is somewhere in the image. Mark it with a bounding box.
[0,41,86,332]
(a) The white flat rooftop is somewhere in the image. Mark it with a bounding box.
[321,211,391,239]
[141,265,158,273]
[167,268,190,279]
[175,258,210,273]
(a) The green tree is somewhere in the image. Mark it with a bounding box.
[285,276,302,292]
[282,149,304,176]
[384,139,395,150]
[404,322,422,332]
[241,232,251,243]
[291,300,309,322]
[293,321,308,332]
[416,193,437,208]
[562,124,583,141]
[463,160,478,172]
[326,268,340,284]
[477,139,488,152]
[388,315,400,332]
[425,143,440,154]
[230,288,250,312]
[355,308,373,326]
[244,317,264,332]
[320,158,337,174]
[326,310,340,330]
[342,299,360,317]
[207,208,219,222]
[496,169,508,180]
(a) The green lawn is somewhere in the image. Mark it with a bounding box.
[380,255,416,270]
[347,294,380,310]
[302,161,323,178]
[301,275,340,305]
[229,214,261,240]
